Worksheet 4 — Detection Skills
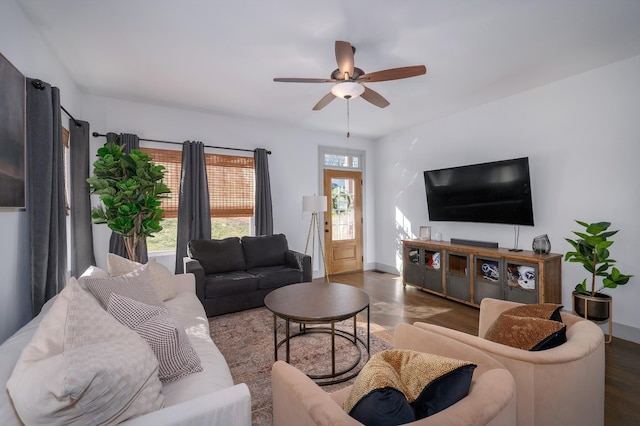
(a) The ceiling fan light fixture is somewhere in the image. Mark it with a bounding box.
[331,82,365,100]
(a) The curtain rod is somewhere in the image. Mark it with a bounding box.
[92,132,271,155]
[30,79,82,128]
[61,105,81,128]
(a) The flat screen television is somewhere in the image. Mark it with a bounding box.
[423,157,534,226]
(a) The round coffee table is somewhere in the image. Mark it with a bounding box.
[264,282,370,385]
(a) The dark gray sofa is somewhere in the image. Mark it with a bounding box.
[184,234,312,317]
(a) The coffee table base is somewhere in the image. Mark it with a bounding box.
[272,308,370,386]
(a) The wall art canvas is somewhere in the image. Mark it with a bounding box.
[0,52,26,209]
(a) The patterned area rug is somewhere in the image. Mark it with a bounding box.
[209,307,394,425]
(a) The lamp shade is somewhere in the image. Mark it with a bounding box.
[303,195,327,212]
[331,82,365,99]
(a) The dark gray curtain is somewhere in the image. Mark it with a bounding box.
[69,119,96,276]
[175,141,211,273]
[26,79,67,316]
[254,148,273,236]
[106,132,148,262]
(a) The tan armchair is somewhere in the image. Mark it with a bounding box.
[413,298,605,426]
[271,322,516,426]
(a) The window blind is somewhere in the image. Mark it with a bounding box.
[141,147,255,219]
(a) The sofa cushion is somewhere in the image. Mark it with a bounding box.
[242,234,289,269]
[6,278,163,425]
[161,291,235,406]
[485,314,567,351]
[249,265,304,290]
[107,293,203,383]
[204,272,259,298]
[107,253,178,301]
[188,237,246,274]
[84,263,164,309]
[344,349,476,422]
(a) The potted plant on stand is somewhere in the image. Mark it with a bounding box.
[565,220,632,341]
[87,141,170,262]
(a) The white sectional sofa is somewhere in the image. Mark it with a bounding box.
[0,265,251,426]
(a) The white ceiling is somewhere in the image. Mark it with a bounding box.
[16,0,640,139]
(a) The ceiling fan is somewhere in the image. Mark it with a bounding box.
[273,40,427,110]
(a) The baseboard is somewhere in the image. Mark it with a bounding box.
[602,322,640,344]
[371,263,400,275]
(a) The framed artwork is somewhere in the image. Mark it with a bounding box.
[419,225,431,240]
[0,52,26,209]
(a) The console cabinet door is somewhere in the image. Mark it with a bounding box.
[422,248,443,293]
[504,260,539,304]
[403,245,423,286]
[474,256,502,304]
[446,252,470,301]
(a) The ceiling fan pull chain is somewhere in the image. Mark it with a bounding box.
[346,99,350,138]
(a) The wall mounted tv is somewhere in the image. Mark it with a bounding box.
[423,157,534,226]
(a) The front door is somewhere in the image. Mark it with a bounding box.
[323,169,363,275]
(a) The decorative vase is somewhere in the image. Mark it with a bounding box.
[532,234,551,254]
[573,291,611,321]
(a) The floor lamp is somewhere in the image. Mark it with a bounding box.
[303,195,329,282]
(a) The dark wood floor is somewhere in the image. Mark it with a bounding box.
[325,270,640,426]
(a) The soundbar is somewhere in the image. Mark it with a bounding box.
[450,238,499,249]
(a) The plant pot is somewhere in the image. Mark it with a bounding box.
[573,291,611,321]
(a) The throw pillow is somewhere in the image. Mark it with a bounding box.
[6,278,163,425]
[241,234,288,269]
[107,253,178,301]
[107,293,203,383]
[485,314,567,351]
[187,237,246,274]
[79,265,110,279]
[501,303,564,322]
[344,349,476,424]
[76,265,110,289]
[84,262,165,309]
[349,388,416,426]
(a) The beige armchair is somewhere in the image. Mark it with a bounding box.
[413,298,605,426]
[271,322,516,426]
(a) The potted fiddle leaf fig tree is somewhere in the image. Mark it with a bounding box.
[564,220,632,321]
[87,141,170,263]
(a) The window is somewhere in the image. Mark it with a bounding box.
[324,153,360,169]
[141,147,254,252]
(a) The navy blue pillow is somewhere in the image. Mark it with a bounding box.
[346,350,478,425]
[530,325,567,351]
[411,364,477,419]
[349,388,416,426]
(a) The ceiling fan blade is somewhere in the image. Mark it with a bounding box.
[312,92,336,110]
[335,40,355,80]
[359,65,426,83]
[274,77,336,83]
[361,86,390,108]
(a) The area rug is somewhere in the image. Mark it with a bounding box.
[209,307,394,425]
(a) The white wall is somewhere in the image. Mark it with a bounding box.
[0,0,82,342]
[82,95,377,274]
[374,55,640,341]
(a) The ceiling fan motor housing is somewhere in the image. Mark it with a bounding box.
[331,67,365,81]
